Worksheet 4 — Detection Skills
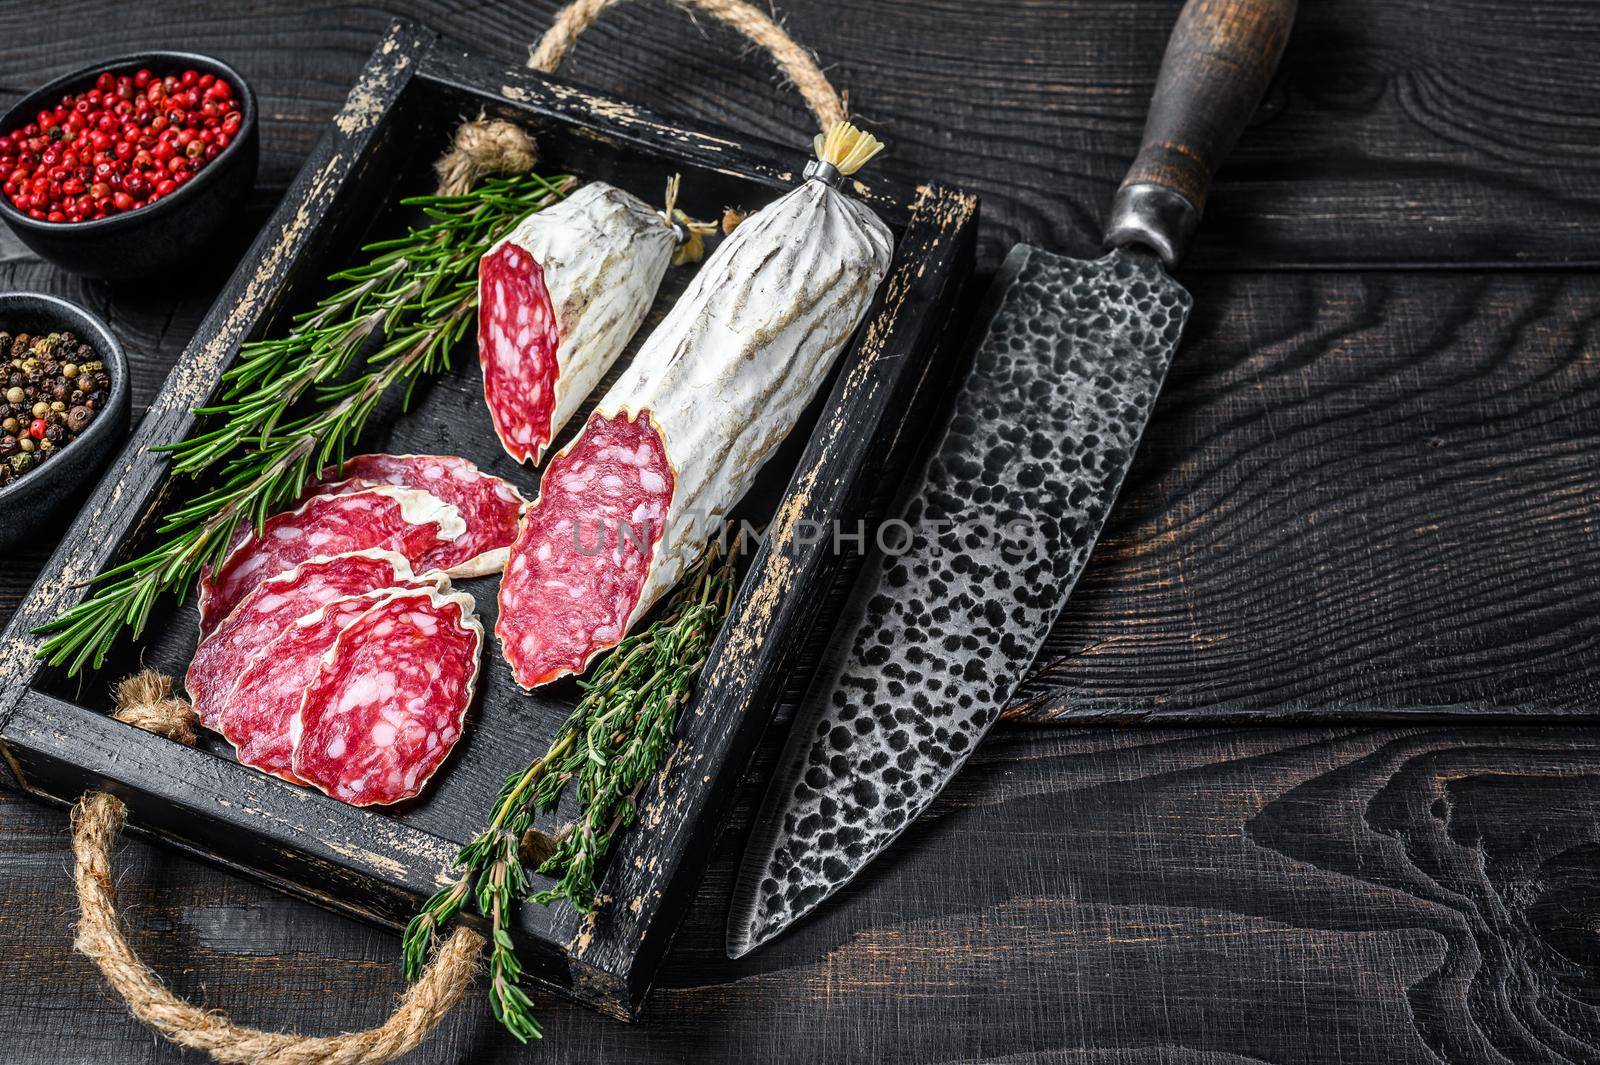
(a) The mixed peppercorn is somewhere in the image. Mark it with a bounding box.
[1,67,240,223]
[0,330,110,487]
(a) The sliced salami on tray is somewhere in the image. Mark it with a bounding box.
[293,588,483,806]
[195,485,465,634]
[185,549,442,728]
[218,589,407,783]
[298,454,527,577]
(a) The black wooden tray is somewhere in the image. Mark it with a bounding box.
[0,21,976,1018]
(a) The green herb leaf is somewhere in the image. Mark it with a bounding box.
[401,543,737,1041]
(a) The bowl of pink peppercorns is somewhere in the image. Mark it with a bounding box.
[0,52,257,279]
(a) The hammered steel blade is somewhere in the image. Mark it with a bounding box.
[727,244,1193,958]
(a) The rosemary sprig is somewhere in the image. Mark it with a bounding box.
[165,173,570,473]
[31,172,573,675]
[402,544,737,1042]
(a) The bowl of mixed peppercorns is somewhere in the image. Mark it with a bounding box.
[0,292,129,549]
[0,52,257,279]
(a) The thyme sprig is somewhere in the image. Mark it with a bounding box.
[32,172,573,676]
[402,544,738,1042]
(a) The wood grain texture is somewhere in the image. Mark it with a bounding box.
[0,0,1596,1062]
[4,724,1600,1062]
[1010,270,1600,723]
[0,0,1596,269]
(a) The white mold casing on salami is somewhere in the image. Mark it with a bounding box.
[498,176,892,687]
[605,178,893,625]
[480,183,677,465]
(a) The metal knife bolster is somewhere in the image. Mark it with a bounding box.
[727,246,1194,957]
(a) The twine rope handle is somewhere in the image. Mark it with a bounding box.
[70,672,484,1064]
[530,0,848,131]
[436,1,851,207]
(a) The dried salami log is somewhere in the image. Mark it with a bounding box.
[478,182,683,466]
[185,549,441,728]
[195,486,465,635]
[497,123,892,688]
[298,453,526,578]
[217,589,406,783]
[497,411,673,687]
[293,588,482,806]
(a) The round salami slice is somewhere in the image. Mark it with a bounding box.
[293,589,482,807]
[185,550,440,729]
[298,454,526,578]
[195,486,465,635]
[217,589,405,783]
[480,241,560,464]
[496,411,674,688]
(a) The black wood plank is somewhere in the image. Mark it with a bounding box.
[0,1,1596,1062]
[0,1,1596,269]
[5,723,1600,1062]
[1008,270,1600,723]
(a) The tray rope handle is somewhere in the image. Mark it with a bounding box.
[72,672,481,1064]
[69,5,848,1060]
[529,0,848,130]
[436,0,850,198]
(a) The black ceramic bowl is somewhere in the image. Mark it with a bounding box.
[0,292,130,551]
[0,52,257,279]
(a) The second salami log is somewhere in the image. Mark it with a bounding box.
[498,123,894,688]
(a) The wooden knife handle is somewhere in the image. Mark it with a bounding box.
[1106,0,1296,264]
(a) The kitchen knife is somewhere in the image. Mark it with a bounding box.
[728,0,1297,959]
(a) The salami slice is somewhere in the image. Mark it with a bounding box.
[479,183,678,465]
[185,550,439,729]
[298,454,526,577]
[496,411,673,688]
[195,486,465,634]
[293,589,482,806]
[218,590,404,783]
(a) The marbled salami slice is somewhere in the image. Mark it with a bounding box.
[218,590,404,783]
[293,589,482,806]
[496,411,673,688]
[185,550,438,729]
[480,241,560,463]
[196,486,465,635]
[298,454,526,578]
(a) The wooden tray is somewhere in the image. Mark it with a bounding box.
[0,22,975,1018]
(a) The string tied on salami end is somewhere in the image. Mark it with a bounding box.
[661,174,718,266]
[69,668,485,1065]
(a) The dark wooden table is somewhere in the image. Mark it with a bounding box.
[4,1,1599,1061]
